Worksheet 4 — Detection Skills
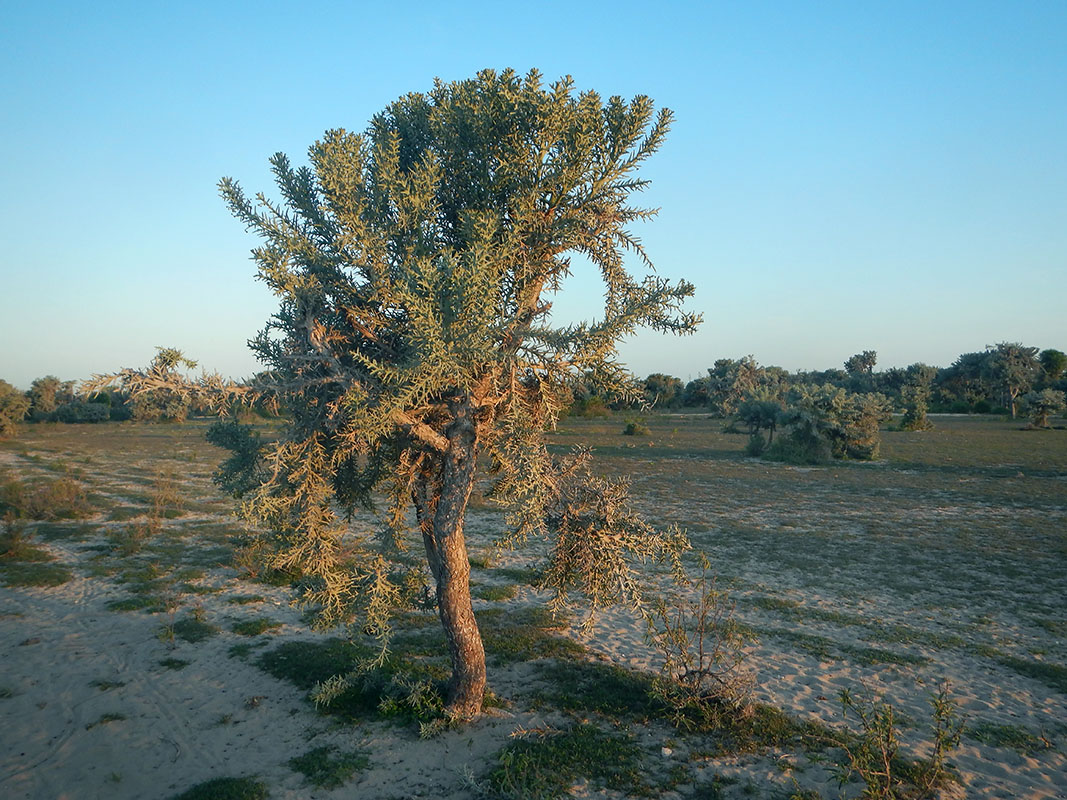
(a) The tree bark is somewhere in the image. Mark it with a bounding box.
[416,399,486,717]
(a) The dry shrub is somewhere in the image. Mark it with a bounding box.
[646,553,755,730]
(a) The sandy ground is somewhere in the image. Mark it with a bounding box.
[2,420,1066,799]
[3,515,1065,800]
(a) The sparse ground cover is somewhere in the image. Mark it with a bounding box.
[0,415,1064,798]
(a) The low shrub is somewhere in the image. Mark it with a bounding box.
[54,401,110,424]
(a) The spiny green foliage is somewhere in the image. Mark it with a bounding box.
[210,68,698,711]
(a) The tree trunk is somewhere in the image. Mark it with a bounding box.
[416,400,486,718]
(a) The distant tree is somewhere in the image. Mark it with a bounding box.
[643,373,683,409]
[735,392,783,443]
[934,350,992,411]
[844,350,877,376]
[900,363,938,431]
[0,380,31,438]
[985,342,1039,418]
[705,356,763,417]
[1020,389,1066,428]
[211,69,699,718]
[681,376,710,407]
[1038,349,1067,385]
[119,348,200,422]
[27,376,64,420]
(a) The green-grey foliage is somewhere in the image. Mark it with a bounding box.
[27,376,74,420]
[765,385,891,464]
[1020,388,1066,428]
[54,400,110,423]
[844,350,878,376]
[214,69,698,715]
[1038,348,1066,384]
[900,363,937,431]
[0,380,30,438]
[985,342,1040,418]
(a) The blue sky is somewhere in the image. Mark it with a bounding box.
[2,1,1064,388]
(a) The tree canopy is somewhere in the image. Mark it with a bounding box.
[214,69,699,716]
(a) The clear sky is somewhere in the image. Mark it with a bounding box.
[2,1,1064,388]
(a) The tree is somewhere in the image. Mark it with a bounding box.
[844,350,877,376]
[27,376,66,420]
[934,350,992,411]
[0,380,31,438]
[1020,388,1066,428]
[643,373,683,408]
[704,356,763,417]
[985,342,1039,418]
[214,69,699,717]
[1038,349,1067,385]
[900,363,937,431]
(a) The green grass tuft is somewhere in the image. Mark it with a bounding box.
[479,606,585,664]
[996,655,1067,694]
[484,723,645,800]
[288,745,369,789]
[474,583,519,601]
[232,618,283,636]
[170,776,268,800]
[255,638,375,690]
[171,617,220,643]
[966,721,1052,754]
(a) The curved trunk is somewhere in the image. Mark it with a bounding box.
[415,401,487,717]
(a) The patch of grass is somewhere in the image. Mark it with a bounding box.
[996,656,1067,694]
[256,638,376,690]
[90,679,126,691]
[0,561,74,587]
[170,616,220,643]
[491,566,541,584]
[752,595,800,611]
[107,595,167,613]
[159,658,190,670]
[966,721,1052,754]
[232,618,283,636]
[227,594,266,605]
[35,522,96,542]
[170,776,268,800]
[85,712,126,730]
[474,583,519,601]
[1,520,54,562]
[0,475,93,520]
[108,506,144,522]
[0,687,14,699]
[484,723,645,800]
[288,745,370,789]
[754,626,928,667]
[531,660,661,720]
[479,606,585,664]
[315,655,451,726]
[694,702,833,756]
[228,642,269,660]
